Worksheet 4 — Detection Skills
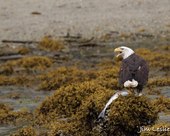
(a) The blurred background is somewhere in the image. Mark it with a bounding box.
[0,0,170,136]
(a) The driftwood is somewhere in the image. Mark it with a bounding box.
[0,55,23,61]
[2,40,39,44]
[60,33,95,44]
[133,33,154,38]
[60,32,82,39]
[78,42,100,47]
[60,34,82,39]
[2,35,95,45]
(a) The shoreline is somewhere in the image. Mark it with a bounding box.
[0,0,170,42]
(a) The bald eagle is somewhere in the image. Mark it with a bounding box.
[98,46,149,119]
[114,46,149,95]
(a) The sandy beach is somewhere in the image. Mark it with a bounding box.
[0,0,170,42]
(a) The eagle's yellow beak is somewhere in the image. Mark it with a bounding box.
[114,47,122,52]
[114,47,123,57]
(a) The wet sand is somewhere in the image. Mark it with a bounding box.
[0,0,170,42]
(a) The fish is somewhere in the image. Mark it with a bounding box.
[98,90,129,119]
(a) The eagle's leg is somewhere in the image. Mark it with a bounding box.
[136,90,143,96]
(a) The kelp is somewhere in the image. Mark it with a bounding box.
[0,56,53,75]
[35,81,113,121]
[34,77,158,135]
[17,47,31,55]
[148,77,170,87]
[152,96,170,113]
[12,56,53,71]
[40,94,158,136]
[37,66,119,91]
[0,64,14,75]
[0,103,31,124]
[38,36,65,51]
[135,48,170,70]
[10,126,37,136]
[0,75,35,86]
[103,95,158,136]
[37,67,97,91]
[48,121,77,136]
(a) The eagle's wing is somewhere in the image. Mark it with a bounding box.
[119,54,149,89]
[119,60,133,85]
[135,59,149,86]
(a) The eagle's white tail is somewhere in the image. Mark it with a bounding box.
[124,79,138,88]
[98,91,129,118]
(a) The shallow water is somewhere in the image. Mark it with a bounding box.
[0,86,51,111]
[0,86,51,135]
[0,125,24,136]
[161,86,170,98]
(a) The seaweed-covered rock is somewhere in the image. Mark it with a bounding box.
[11,126,37,136]
[75,87,114,131]
[36,81,113,120]
[0,103,31,124]
[0,75,35,86]
[95,67,120,90]
[48,95,158,136]
[17,47,31,55]
[46,87,114,136]
[48,121,78,136]
[0,103,13,113]
[38,36,64,51]
[148,77,170,87]
[152,96,170,112]
[135,48,170,70]
[37,66,120,91]
[74,95,158,136]
[0,56,53,75]
[100,95,158,136]
[37,89,158,136]
[0,64,14,75]
[14,56,53,70]
[37,67,97,91]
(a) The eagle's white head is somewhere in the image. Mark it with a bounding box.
[114,46,134,59]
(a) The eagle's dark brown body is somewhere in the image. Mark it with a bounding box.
[119,53,149,92]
